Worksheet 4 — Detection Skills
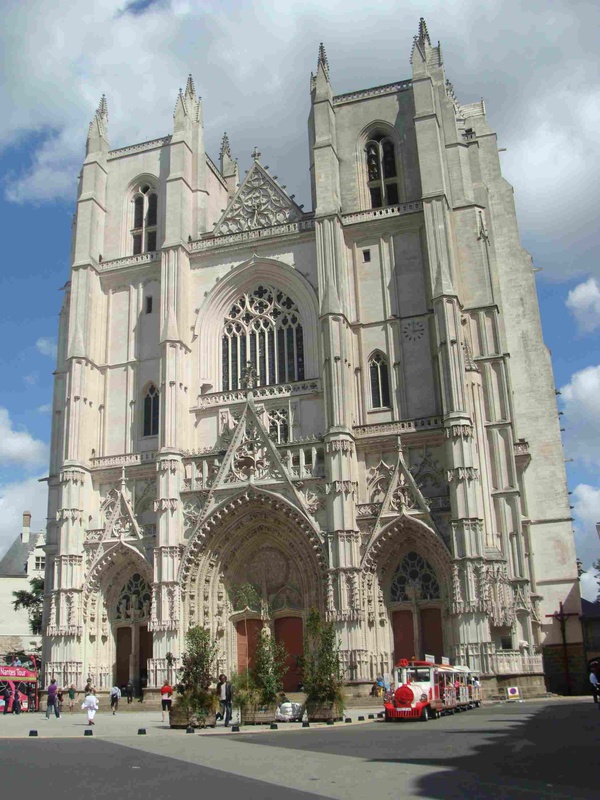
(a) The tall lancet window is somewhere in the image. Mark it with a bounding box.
[365,133,399,209]
[143,384,159,437]
[221,286,305,391]
[369,352,391,409]
[131,184,158,255]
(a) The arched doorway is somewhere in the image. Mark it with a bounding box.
[389,551,444,662]
[181,491,325,687]
[230,547,306,692]
[82,547,154,692]
[114,572,153,690]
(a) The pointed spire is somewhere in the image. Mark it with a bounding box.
[185,73,195,100]
[86,94,109,154]
[220,132,231,159]
[418,17,430,46]
[317,42,329,75]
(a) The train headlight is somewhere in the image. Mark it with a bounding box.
[420,693,427,703]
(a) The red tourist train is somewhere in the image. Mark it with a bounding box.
[383,658,481,721]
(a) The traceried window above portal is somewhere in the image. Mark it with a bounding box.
[116,573,151,622]
[222,286,305,391]
[390,552,440,603]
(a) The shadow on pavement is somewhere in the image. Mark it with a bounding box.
[370,701,600,799]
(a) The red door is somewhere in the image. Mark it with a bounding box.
[392,610,415,663]
[420,608,443,662]
[274,617,303,692]
[236,619,262,674]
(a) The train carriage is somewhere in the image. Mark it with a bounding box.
[383,658,481,722]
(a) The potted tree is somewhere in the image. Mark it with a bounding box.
[247,626,288,724]
[170,626,219,729]
[302,609,345,722]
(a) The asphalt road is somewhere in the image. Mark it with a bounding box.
[1,700,598,799]
[0,738,319,800]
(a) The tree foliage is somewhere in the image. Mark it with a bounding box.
[301,609,344,712]
[252,627,288,706]
[177,626,219,718]
[12,577,44,635]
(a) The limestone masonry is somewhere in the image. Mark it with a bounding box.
[42,19,583,697]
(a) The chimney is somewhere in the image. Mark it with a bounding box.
[22,511,31,543]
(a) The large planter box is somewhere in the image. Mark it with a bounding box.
[306,702,342,723]
[169,702,217,729]
[241,705,277,725]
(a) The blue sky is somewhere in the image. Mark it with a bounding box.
[1,0,598,598]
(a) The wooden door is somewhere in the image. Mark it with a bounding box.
[274,617,303,692]
[236,619,262,674]
[392,610,415,664]
[139,625,153,688]
[116,627,132,686]
[420,608,443,662]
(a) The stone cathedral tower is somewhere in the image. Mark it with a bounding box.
[43,20,583,697]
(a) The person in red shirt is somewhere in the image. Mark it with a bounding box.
[160,681,173,723]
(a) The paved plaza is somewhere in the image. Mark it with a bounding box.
[0,698,598,799]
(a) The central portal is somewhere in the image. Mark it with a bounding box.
[231,544,306,689]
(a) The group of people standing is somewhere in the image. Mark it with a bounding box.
[43,679,136,725]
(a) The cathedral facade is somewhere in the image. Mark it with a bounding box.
[42,20,583,696]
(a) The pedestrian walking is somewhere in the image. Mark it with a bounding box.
[12,692,21,715]
[45,679,60,720]
[68,685,76,714]
[215,674,233,727]
[82,690,99,725]
[160,681,173,723]
[2,685,12,714]
[126,680,134,704]
[590,662,599,708]
[110,684,121,715]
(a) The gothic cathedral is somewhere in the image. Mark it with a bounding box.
[42,20,583,697]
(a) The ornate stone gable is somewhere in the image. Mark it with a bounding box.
[213,159,304,236]
[196,396,309,528]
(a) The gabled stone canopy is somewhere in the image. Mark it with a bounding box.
[213,158,304,236]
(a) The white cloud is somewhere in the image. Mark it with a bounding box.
[566,278,600,333]
[0,476,48,562]
[35,337,58,359]
[0,407,48,468]
[1,1,598,279]
[580,569,599,603]
[571,483,600,566]
[560,366,600,466]
[23,373,38,386]
[37,404,52,414]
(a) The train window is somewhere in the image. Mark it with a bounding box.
[408,668,431,683]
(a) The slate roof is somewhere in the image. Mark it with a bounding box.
[0,533,44,578]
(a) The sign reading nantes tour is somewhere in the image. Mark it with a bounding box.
[0,666,37,681]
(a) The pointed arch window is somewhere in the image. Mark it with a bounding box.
[365,133,399,209]
[131,184,158,255]
[390,552,440,603]
[143,384,159,437]
[221,285,305,391]
[369,352,391,409]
